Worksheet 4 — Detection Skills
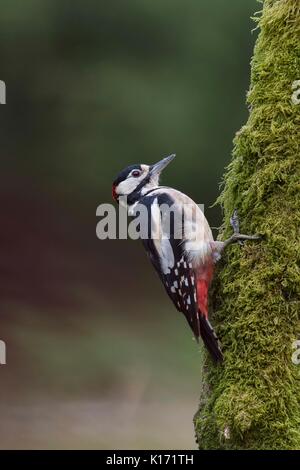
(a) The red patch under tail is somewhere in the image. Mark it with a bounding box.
[195,261,222,362]
[197,279,209,317]
[196,262,214,318]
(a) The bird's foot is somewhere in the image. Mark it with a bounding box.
[230,209,240,235]
[230,209,243,246]
[223,209,261,250]
[210,210,261,261]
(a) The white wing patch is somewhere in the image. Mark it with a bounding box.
[151,198,175,274]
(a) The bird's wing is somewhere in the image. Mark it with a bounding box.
[144,236,201,339]
[140,192,201,338]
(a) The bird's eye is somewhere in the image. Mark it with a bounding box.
[132,170,141,177]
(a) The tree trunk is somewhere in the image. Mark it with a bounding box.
[194,0,300,450]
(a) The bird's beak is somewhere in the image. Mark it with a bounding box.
[149,154,176,177]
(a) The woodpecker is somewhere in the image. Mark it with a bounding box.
[112,155,260,362]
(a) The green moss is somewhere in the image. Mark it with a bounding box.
[194,0,300,450]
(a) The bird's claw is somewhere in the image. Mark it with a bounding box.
[230,209,240,235]
[230,209,244,245]
[221,209,261,251]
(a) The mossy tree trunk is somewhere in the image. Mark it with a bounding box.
[194,0,300,450]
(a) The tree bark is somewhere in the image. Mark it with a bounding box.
[194,0,300,450]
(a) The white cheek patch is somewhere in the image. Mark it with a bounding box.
[116,166,150,196]
[116,175,144,195]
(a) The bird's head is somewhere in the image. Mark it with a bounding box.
[112,154,175,204]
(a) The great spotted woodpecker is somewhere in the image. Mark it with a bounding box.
[112,155,260,362]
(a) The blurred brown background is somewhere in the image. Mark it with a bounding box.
[0,0,256,449]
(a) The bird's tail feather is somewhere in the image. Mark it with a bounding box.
[198,313,223,363]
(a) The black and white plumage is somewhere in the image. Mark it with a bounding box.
[112,155,223,362]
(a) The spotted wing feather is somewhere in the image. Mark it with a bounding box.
[143,237,201,339]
